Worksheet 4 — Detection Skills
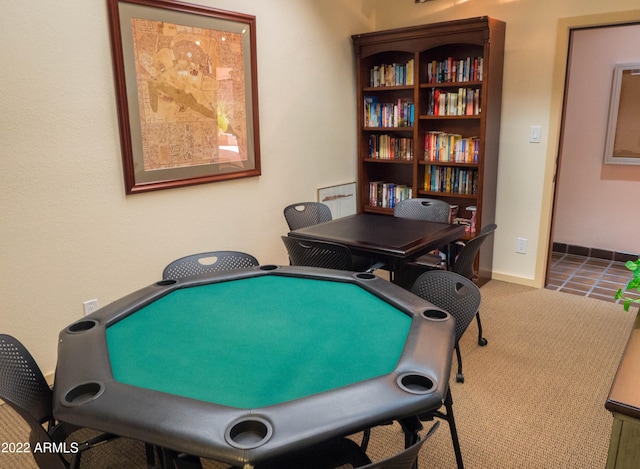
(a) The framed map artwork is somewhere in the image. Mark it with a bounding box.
[107,0,261,193]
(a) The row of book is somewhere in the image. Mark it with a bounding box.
[364,97,415,127]
[369,181,413,209]
[369,59,414,87]
[425,88,480,117]
[424,165,478,195]
[426,56,483,84]
[368,134,414,161]
[424,131,479,163]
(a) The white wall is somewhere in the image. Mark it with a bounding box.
[554,24,640,255]
[0,0,374,375]
[373,0,640,285]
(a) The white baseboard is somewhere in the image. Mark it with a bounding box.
[490,272,537,287]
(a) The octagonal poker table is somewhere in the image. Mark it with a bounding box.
[53,265,454,467]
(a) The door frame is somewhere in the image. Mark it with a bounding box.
[537,10,640,289]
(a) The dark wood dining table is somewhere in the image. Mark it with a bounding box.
[288,213,467,275]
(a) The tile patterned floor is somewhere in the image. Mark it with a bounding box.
[546,251,639,305]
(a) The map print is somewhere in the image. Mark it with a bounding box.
[130,18,248,171]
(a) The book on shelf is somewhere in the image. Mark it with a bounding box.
[426,56,484,84]
[368,134,414,160]
[424,131,479,163]
[426,88,480,116]
[369,181,413,208]
[423,165,478,195]
[364,97,414,127]
[369,59,414,87]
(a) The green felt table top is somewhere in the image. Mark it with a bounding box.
[106,275,412,408]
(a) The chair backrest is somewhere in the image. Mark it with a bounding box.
[393,198,451,223]
[364,421,439,469]
[284,202,333,231]
[0,334,53,426]
[451,223,497,280]
[0,334,68,469]
[411,271,481,343]
[162,251,259,280]
[281,236,353,271]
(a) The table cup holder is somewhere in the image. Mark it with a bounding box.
[225,417,273,449]
[65,319,98,334]
[397,373,435,395]
[63,381,104,406]
[421,309,449,321]
[355,272,376,280]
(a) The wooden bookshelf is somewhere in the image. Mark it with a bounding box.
[352,17,505,284]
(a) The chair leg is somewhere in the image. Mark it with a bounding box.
[423,389,464,469]
[69,452,81,469]
[146,444,157,468]
[455,343,464,383]
[157,448,203,469]
[68,431,119,469]
[443,389,464,469]
[399,417,423,469]
[476,311,488,346]
[417,391,464,469]
[399,416,423,448]
[360,428,371,451]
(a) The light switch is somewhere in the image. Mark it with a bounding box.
[529,126,542,143]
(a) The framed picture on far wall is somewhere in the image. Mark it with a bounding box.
[604,63,640,165]
[318,183,357,219]
[107,0,261,193]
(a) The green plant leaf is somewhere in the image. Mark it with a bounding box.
[613,258,640,309]
[626,260,640,271]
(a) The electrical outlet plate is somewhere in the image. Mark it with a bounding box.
[83,299,99,316]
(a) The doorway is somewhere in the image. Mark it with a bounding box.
[546,21,640,290]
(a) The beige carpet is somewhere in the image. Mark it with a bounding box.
[404,280,636,468]
[1,280,636,468]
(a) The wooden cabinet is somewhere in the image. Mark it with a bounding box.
[606,311,640,468]
[352,17,505,284]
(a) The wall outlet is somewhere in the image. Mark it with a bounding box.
[83,299,99,316]
[516,238,528,254]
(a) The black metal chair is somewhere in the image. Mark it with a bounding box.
[410,271,481,469]
[162,251,259,280]
[0,334,118,469]
[239,421,439,469]
[450,223,497,348]
[393,198,453,285]
[411,270,481,384]
[284,202,333,231]
[393,198,451,223]
[281,236,354,270]
[282,236,385,273]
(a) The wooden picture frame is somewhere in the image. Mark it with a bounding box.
[317,183,357,219]
[604,63,640,165]
[107,0,261,193]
